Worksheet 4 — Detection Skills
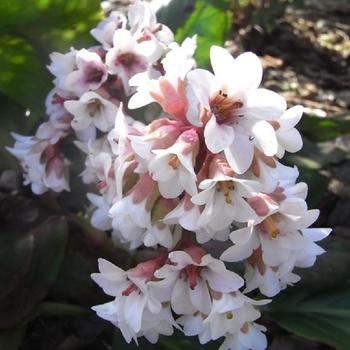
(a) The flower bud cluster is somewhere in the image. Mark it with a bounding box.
[8,2,331,349]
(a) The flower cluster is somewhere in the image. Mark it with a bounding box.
[8,2,331,349]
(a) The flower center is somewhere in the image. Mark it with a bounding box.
[85,67,104,83]
[118,53,138,67]
[226,311,234,320]
[121,282,137,296]
[183,265,199,290]
[168,154,180,170]
[210,90,243,124]
[87,99,102,116]
[261,216,280,238]
[216,181,234,204]
[41,144,58,163]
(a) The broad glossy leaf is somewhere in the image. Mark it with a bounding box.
[0,323,27,350]
[0,216,68,329]
[267,287,350,350]
[176,0,232,67]
[51,248,104,306]
[285,139,331,206]
[0,0,102,134]
[300,113,350,142]
[296,167,329,207]
[156,0,196,32]
[0,0,102,51]
[294,236,350,293]
[0,232,34,300]
[267,237,350,349]
[0,36,49,127]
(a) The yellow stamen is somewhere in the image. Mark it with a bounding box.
[226,312,233,320]
[168,155,180,169]
[262,217,280,238]
[87,99,102,116]
[217,181,233,204]
[241,322,249,333]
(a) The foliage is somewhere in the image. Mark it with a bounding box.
[300,113,350,142]
[175,0,232,67]
[0,216,68,347]
[0,0,102,170]
[267,237,350,349]
[156,0,196,32]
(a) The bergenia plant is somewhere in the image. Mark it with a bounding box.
[7,1,331,349]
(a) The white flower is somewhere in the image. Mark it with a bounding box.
[244,260,301,297]
[128,0,174,46]
[221,199,331,296]
[35,120,68,144]
[91,11,127,49]
[109,172,179,248]
[75,137,113,189]
[148,129,199,198]
[163,194,201,232]
[106,29,162,95]
[64,91,118,132]
[186,46,287,173]
[91,257,176,344]
[129,36,197,120]
[47,48,77,90]
[7,129,70,194]
[248,154,299,193]
[87,193,113,231]
[178,291,268,349]
[128,118,183,162]
[191,155,259,238]
[273,105,304,158]
[64,48,108,95]
[45,87,75,116]
[110,193,149,248]
[153,250,244,316]
[219,323,267,350]
[109,173,177,248]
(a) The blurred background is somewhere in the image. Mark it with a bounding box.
[0,0,349,349]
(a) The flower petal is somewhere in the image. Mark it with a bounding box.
[210,45,235,81]
[252,120,278,156]
[245,88,287,119]
[224,131,254,174]
[204,116,234,153]
[186,69,215,109]
[229,52,262,92]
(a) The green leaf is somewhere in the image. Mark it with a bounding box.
[0,0,102,51]
[51,247,103,306]
[285,139,332,206]
[267,237,350,349]
[0,323,27,350]
[296,167,329,207]
[294,236,350,293]
[267,287,350,350]
[175,0,232,67]
[156,0,196,32]
[300,113,350,142]
[0,0,102,139]
[0,216,68,329]
[0,35,49,126]
[0,231,34,300]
